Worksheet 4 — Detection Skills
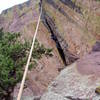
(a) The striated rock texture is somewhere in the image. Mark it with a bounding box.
[0,0,100,99]
[42,0,100,57]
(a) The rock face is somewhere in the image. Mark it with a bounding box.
[0,0,100,99]
[42,0,100,57]
[41,51,100,100]
[0,0,65,99]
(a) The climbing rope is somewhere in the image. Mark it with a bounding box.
[17,6,42,100]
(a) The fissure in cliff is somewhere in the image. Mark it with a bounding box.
[42,12,67,65]
[41,8,78,66]
[45,18,67,65]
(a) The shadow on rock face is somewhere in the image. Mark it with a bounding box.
[92,41,100,52]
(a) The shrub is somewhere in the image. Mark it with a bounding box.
[0,28,28,99]
[0,28,53,99]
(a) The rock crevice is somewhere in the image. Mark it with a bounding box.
[41,7,78,66]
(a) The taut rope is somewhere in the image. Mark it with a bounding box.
[17,6,42,100]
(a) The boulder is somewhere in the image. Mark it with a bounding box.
[41,52,100,100]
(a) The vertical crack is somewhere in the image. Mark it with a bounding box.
[45,19,67,65]
[41,7,79,66]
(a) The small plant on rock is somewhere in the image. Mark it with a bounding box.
[0,28,53,99]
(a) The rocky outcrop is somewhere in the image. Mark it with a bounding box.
[42,0,100,57]
[0,0,100,99]
[41,50,100,100]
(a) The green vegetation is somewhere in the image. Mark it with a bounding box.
[29,39,53,70]
[0,28,53,99]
